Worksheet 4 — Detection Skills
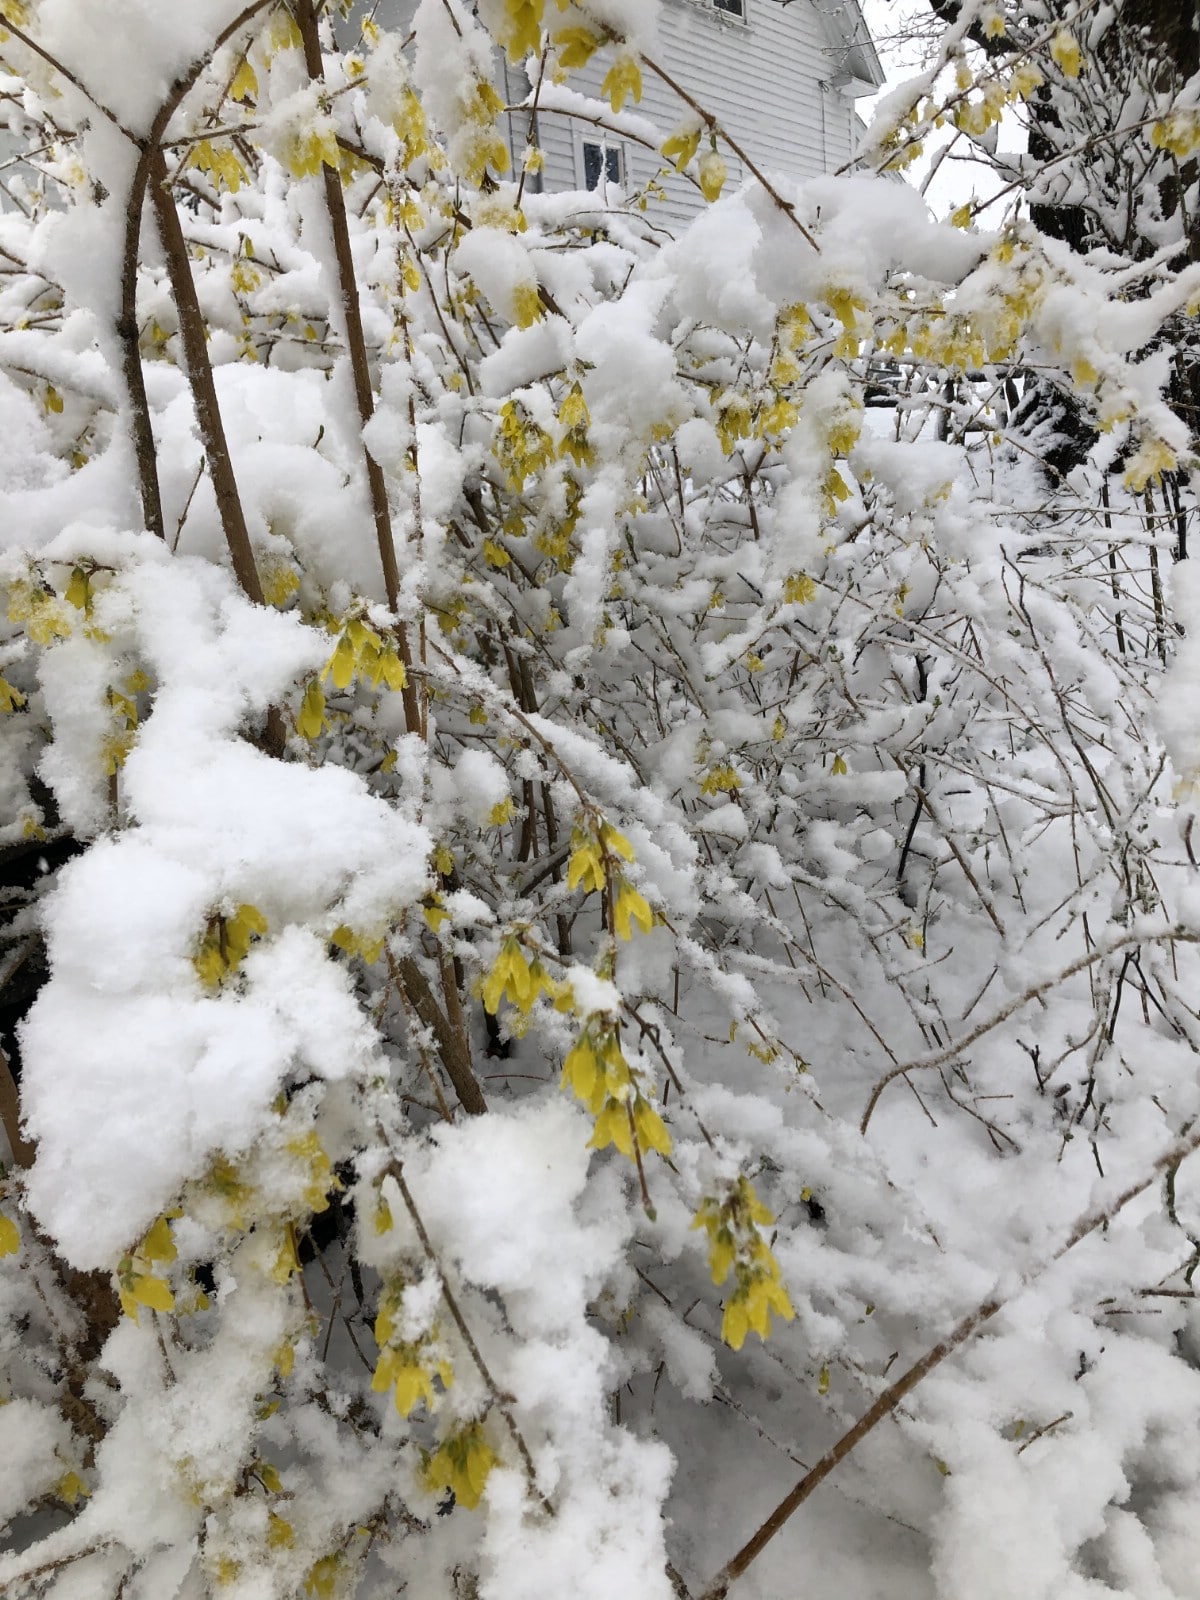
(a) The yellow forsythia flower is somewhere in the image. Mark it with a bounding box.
[424,1422,496,1510]
[662,124,701,171]
[512,282,543,329]
[698,149,727,203]
[553,25,601,69]
[693,1177,795,1350]
[601,53,642,114]
[230,57,258,103]
[1125,437,1177,492]
[502,0,544,59]
[1049,31,1082,77]
[613,878,654,939]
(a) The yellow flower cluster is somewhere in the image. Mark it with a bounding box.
[759,393,799,436]
[184,1123,330,1282]
[454,80,510,184]
[7,577,71,645]
[1151,111,1200,160]
[698,149,727,203]
[512,281,543,329]
[285,1130,336,1217]
[554,23,601,69]
[500,0,557,61]
[715,391,753,455]
[299,615,407,740]
[394,86,432,168]
[230,56,258,104]
[296,677,327,741]
[823,466,852,517]
[193,903,268,990]
[953,80,1008,139]
[561,1021,671,1158]
[481,937,560,1014]
[878,112,923,173]
[1124,436,1177,492]
[828,404,862,458]
[325,616,409,696]
[258,555,300,608]
[1049,30,1082,78]
[701,762,742,796]
[783,573,816,606]
[188,138,248,193]
[980,3,1005,38]
[693,1176,795,1350]
[558,381,594,468]
[424,1421,496,1511]
[230,258,261,296]
[494,399,556,488]
[372,1280,453,1417]
[117,1214,178,1322]
[662,123,701,173]
[601,53,642,115]
[567,821,654,938]
[281,123,341,181]
[101,684,139,776]
[771,321,805,373]
[567,820,630,892]
[1009,61,1045,100]
[331,922,387,964]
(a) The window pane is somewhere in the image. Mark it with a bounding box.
[583,142,622,188]
[713,0,744,14]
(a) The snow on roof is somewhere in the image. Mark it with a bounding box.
[804,0,887,92]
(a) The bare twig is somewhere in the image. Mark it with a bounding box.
[147,148,264,608]
[699,1118,1200,1599]
[292,0,421,738]
[861,927,1198,1133]
[0,1040,34,1168]
[116,0,277,540]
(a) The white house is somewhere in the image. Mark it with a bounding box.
[359,0,885,224]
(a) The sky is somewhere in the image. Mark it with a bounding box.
[859,0,1021,219]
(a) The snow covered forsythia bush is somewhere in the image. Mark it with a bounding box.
[4,0,1200,1594]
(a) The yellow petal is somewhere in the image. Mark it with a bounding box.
[132,1274,176,1314]
[721,1296,750,1351]
[633,1096,672,1156]
[394,1363,434,1416]
[140,1216,177,1264]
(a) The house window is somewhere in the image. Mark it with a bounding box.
[582,141,623,189]
[713,0,745,16]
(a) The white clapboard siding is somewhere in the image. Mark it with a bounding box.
[347,0,881,225]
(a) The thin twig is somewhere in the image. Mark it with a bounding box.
[861,927,1198,1133]
[699,1118,1200,1598]
[293,0,421,737]
[386,1157,552,1513]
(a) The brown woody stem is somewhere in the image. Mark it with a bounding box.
[149,146,285,755]
[292,0,421,738]
[116,0,276,539]
[395,955,488,1117]
[0,1042,34,1168]
[148,146,263,604]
